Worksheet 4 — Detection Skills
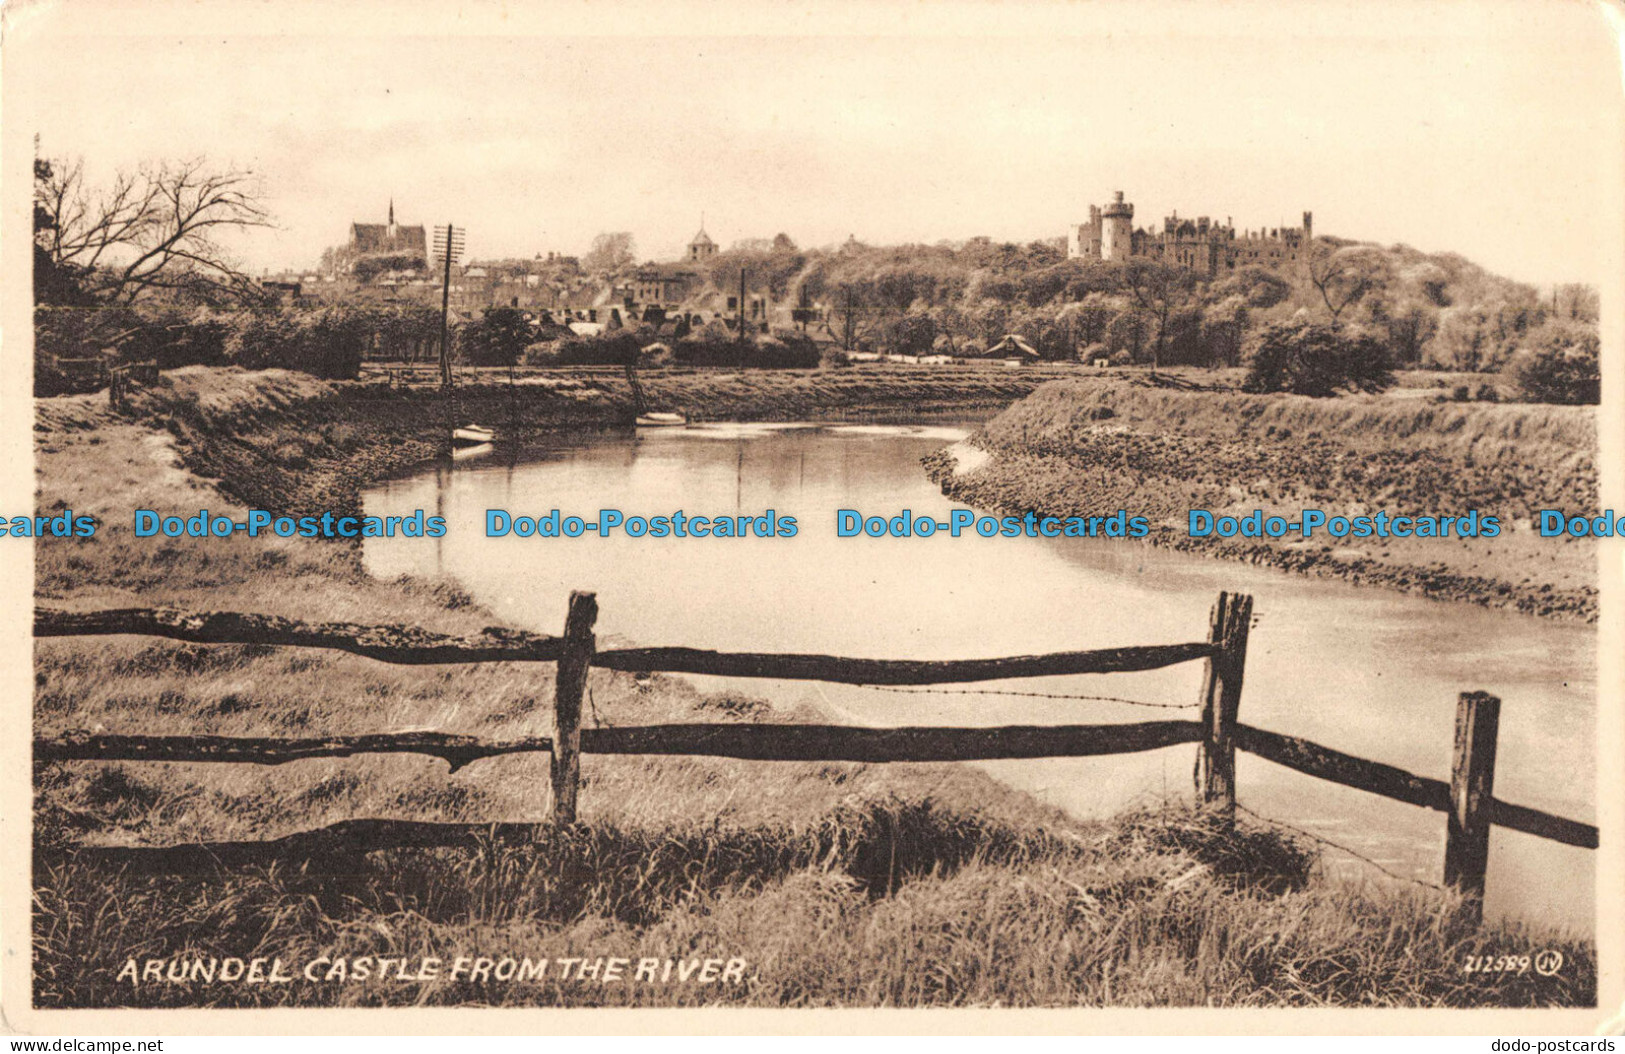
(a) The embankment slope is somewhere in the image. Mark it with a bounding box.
[928,378,1597,620]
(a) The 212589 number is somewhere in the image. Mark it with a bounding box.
[1462,954,1531,975]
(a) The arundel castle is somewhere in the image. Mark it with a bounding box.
[1068,191,1313,277]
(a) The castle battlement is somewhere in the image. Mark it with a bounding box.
[1067,192,1313,276]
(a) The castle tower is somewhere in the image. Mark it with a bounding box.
[1302,211,1313,243]
[1101,191,1134,262]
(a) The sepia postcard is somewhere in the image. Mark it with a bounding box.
[1,0,1621,1037]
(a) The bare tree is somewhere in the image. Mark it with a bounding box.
[1307,242,1391,322]
[1552,283,1599,324]
[35,155,271,305]
[833,280,885,351]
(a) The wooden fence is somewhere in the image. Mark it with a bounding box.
[34,590,1596,920]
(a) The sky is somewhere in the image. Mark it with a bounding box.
[7,0,1622,286]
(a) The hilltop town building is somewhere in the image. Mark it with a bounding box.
[686,224,717,263]
[349,200,427,260]
[1068,191,1312,277]
[626,263,701,306]
[613,222,721,308]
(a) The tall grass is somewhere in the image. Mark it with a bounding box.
[33,801,1594,1008]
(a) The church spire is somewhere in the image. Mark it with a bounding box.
[388,198,395,228]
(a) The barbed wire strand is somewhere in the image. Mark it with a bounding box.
[587,686,610,728]
[855,684,1199,710]
[1235,801,1445,892]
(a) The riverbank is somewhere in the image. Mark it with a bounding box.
[31,367,1595,1008]
[37,364,1056,522]
[925,377,1598,621]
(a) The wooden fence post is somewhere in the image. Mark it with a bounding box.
[1198,591,1253,822]
[1444,690,1500,921]
[551,590,598,825]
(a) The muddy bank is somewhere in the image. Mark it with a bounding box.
[924,379,1597,621]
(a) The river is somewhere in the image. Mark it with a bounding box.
[361,421,1596,931]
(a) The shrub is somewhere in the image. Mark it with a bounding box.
[1506,320,1600,405]
[522,341,560,365]
[769,333,822,367]
[671,336,820,368]
[296,306,369,379]
[352,252,426,283]
[222,309,302,371]
[1080,342,1109,364]
[639,342,675,367]
[884,313,937,356]
[1242,320,1394,397]
[458,306,532,367]
[1104,310,1150,362]
[553,333,640,366]
[1159,305,1206,365]
[1107,349,1133,367]
[221,306,364,380]
[1426,301,1536,373]
[154,310,230,370]
[1214,265,1291,309]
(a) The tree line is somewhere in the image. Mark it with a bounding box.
[656,231,1598,401]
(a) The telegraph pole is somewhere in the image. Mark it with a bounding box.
[433,223,465,390]
[439,231,452,388]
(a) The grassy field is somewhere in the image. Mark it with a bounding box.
[32,366,1596,1008]
[930,373,1598,619]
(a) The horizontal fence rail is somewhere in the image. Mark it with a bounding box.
[36,721,1204,769]
[33,589,1599,920]
[591,643,1217,684]
[36,606,1216,684]
[36,608,568,665]
[1234,724,1596,850]
[1485,799,1598,852]
[34,731,557,771]
[35,722,1596,847]
[1236,724,1450,814]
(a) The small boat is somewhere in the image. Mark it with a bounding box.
[452,424,495,445]
[635,411,688,428]
[625,364,687,428]
[450,441,493,461]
